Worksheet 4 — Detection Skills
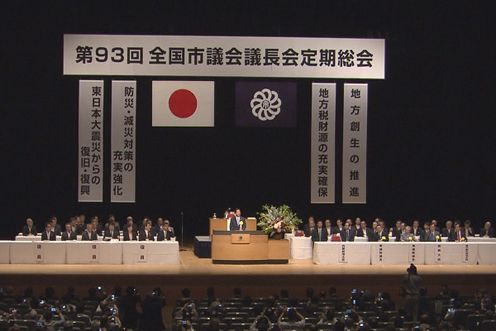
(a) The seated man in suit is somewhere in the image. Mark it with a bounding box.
[425,223,441,242]
[104,214,121,233]
[157,219,175,241]
[371,224,388,242]
[431,219,440,233]
[412,220,424,238]
[311,220,328,242]
[126,216,137,232]
[390,220,402,241]
[74,216,85,235]
[50,216,62,236]
[353,218,362,234]
[442,220,456,241]
[139,220,155,241]
[463,220,475,237]
[324,219,333,238]
[103,223,119,241]
[229,208,246,231]
[61,222,77,241]
[90,216,103,236]
[41,222,56,241]
[420,222,431,241]
[332,218,344,235]
[357,220,373,241]
[22,218,37,236]
[454,222,467,242]
[153,217,164,236]
[340,222,356,242]
[82,223,98,241]
[123,223,137,241]
[400,226,416,242]
[480,221,495,238]
[303,216,315,237]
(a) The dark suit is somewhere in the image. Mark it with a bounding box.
[332,226,344,235]
[41,231,56,241]
[156,229,175,241]
[105,222,121,232]
[425,231,440,242]
[103,228,119,240]
[454,229,467,242]
[229,216,246,231]
[75,223,85,235]
[340,228,356,242]
[325,227,333,238]
[442,228,456,241]
[22,225,37,236]
[311,227,328,242]
[93,223,103,235]
[52,224,62,236]
[480,227,495,238]
[61,231,77,241]
[123,230,137,241]
[356,227,373,239]
[391,228,402,240]
[82,230,98,241]
[420,230,430,242]
[139,229,154,241]
[412,227,424,238]
[303,224,315,237]
[372,231,389,242]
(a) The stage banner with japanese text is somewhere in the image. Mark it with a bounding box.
[311,83,336,203]
[111,81,137,203]
[78,80,104,202]
[64,34,385,79]
[342,83,367,204]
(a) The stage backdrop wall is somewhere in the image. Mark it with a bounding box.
[2,2,493,239]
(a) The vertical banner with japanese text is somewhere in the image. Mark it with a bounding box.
[311,83,336,203]
[342,83,367,203]
[111,81,136,203]
[78,80,104,202]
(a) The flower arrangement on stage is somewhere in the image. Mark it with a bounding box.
[380,236,388,242]
[257,204,302,234]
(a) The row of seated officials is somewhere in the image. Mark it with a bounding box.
[302,217,496,242]
[20,215,175,242]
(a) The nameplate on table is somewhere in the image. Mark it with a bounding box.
[231,234,250,244]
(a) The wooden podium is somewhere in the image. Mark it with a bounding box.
[209,217,257,235]
[211,230,289,264]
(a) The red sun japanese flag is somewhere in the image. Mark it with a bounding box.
[152,81,215,127]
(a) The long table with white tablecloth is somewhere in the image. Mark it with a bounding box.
[313,242,496,265]
[1,241,179,264]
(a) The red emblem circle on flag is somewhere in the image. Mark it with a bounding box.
[168,89,197,118]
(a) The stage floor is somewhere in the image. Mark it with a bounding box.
[1,248,496,276]
[2,248,496,302]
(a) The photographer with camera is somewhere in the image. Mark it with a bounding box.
[402,264,423,323]
[277,306,305,330]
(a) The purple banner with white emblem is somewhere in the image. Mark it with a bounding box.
[235,81,297,127]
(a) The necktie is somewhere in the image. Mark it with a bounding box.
[458,232,461,240]
[346,230,349,241]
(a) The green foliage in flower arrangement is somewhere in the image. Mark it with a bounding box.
[257,204,302,234]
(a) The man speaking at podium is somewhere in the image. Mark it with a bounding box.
[229,208,246,231]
